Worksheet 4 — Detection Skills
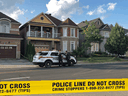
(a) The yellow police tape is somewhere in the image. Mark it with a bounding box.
[0,78,128,95]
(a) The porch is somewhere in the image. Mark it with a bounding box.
[26,25,60,39]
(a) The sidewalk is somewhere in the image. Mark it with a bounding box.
[0,59,128,68]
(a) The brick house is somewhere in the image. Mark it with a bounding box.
[0,12,22,59]
[78,18,111,54]
[20,12,79,55]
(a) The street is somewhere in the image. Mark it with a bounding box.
[0,62,128,81]
[0,62,128,96]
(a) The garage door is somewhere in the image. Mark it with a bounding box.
[35,46,49,53]
[0,46,16,58]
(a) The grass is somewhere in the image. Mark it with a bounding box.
[77,57,127,63]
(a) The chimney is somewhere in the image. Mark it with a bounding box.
[49,14,51,16]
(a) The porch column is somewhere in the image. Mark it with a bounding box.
[41,26,43,37]
[28,25,31,36]
[52,27,54,38]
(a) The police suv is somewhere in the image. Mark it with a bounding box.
[33,51,77,68]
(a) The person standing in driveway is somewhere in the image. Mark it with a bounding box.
[65,51,71,66]
[58,50,63,67]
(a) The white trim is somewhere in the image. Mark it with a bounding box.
[0,44,17,46]
[70,28,75,37]
[0,18,11,22]
[63,41,67,52]
[10,28,19,31]
[102,24,111,30]
[70,41,75,52]
[63,27,67,37]
[61,36,78,39]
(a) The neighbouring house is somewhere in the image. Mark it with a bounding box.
[78,18,111,54]
[0,12,22,59]
[20,12,79,55]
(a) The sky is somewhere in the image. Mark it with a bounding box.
[0,0,128,29]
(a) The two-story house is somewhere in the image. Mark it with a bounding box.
[0,12,22,59]
[78,18,111,54]
[20,12,79,55]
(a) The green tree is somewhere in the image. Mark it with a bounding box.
[25,41,36,61]
[82,21,104,53]
[105,23,128,56]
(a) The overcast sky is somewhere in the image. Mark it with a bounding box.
[0,0,128,28]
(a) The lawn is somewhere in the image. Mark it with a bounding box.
[77,57,127,63]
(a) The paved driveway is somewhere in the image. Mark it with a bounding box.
[0,59,33,65]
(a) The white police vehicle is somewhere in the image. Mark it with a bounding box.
[33,51,77,68]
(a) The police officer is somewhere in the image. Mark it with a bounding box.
[58,50,63,67]
[65,51,71,66]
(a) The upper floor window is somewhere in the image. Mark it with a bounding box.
[70,28,75,37]
[0,20,10,33]
[63,27,67,37]
[104,32,109,37]
[97,21,100,25]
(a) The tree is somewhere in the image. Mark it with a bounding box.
[82,21,104,53]
[105,23,128,56]
[25,41,36,61]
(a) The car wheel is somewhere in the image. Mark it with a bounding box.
[70,60,75,66]
[39,64,44,67]
[45,61,52,68]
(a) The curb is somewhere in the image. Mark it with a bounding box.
[0,61,128,69]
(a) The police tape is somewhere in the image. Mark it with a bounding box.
[0,78,128,95]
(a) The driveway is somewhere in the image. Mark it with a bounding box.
[0,59,33,65]
[0,59,38,68]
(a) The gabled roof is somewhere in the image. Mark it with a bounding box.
[0,12,21,24]
[78,18,104,28]
[99,24,111,31]
[60,18,78,26]
[20,12,78,30]
[45,14,62,26]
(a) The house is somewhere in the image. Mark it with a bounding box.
[78,18,111,54]
[0,12,22,59]
[20,12,79,55]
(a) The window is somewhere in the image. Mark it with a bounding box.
[70,41,75,52]
[51,52,58,56]
[39,52,48,55]
[63,41,67,52]
[105,32,109,37]
[97,21,100,25]
[40,17,44,20]
[1,47,4,49]
[96,44,98,51]
[63,27,67,37]
[91,43,99,52]
[5,47,8,49]
[9,47,12,49]
[70,28,75,37]
[0,20,10,33]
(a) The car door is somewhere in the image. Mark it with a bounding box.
[61,53,67,63]
[51,52,59,63]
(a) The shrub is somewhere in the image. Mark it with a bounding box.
[25,41,35,62]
